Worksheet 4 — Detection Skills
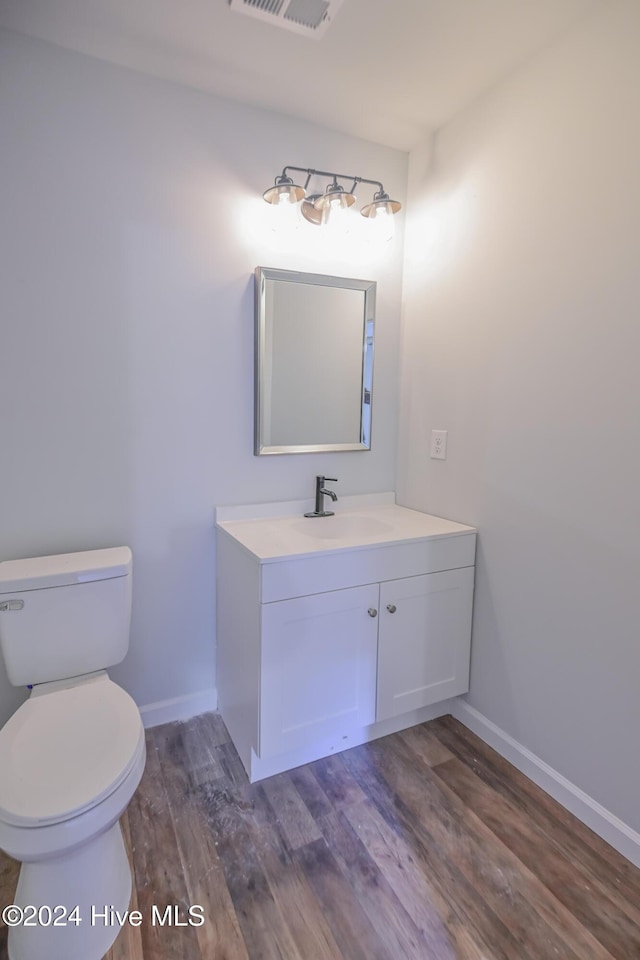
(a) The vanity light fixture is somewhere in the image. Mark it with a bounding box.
[262,166,402,230]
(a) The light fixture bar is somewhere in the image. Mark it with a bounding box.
[280,166,385,195]
[263,165,402,229]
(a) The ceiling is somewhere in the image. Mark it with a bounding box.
[0,0,601,150]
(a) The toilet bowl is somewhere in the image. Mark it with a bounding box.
[0,548,145,960]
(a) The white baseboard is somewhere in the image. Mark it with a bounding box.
[140,687,218,729]
[451,699,640,870]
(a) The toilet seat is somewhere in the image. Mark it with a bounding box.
[0,673,144,828]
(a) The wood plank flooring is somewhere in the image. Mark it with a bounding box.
[1,714,639,959]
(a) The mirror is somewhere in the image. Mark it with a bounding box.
[254,266,376,455]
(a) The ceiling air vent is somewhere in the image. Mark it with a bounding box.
[229,0,345,38]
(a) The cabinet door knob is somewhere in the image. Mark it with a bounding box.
[368,607,378,618]
[386,603,397,614]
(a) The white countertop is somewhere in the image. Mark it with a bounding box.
[216,494,475,563]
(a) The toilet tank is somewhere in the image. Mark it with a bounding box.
[0,547,132,687]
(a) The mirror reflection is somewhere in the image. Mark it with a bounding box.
[254,267,376,455]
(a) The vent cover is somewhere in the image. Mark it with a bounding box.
[229,0,345,38]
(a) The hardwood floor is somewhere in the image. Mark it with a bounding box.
[1,714,639,959]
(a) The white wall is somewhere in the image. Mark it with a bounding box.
[0,31,407,724]
[398,0,640,832]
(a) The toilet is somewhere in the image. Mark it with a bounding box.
[0,547,146,960]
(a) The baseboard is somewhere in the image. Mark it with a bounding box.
[139,688,218,729]
[451,699,640,870]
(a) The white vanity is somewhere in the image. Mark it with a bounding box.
[216,493,476,782]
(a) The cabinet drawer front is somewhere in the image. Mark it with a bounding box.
[261,534,476,603]
[259,584,379,759]
[377,567,474,721]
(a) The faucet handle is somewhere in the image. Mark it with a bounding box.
[324,477,338,482]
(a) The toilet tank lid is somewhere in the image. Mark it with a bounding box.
[0,547,132,594]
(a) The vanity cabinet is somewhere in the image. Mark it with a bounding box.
[216,499,476,782]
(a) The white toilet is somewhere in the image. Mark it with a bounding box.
[0,547,146,960]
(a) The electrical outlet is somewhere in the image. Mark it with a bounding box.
[430,429,448,460]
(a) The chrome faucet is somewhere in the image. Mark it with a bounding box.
[304,476,338,518]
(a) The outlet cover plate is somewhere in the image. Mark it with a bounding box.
[430,429,448,460]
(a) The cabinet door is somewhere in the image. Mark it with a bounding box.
[259,584,379,758]
[377,567,474,721]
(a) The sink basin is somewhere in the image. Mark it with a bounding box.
[292,514,393,541]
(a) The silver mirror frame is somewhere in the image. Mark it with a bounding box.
[254,266,376,456]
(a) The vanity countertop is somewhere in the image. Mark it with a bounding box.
[216,494,475,563]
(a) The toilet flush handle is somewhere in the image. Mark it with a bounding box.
[0,599,24,612]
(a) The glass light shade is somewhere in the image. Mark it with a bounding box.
[313,184,355,231]
[367,202,395,241]
[321,191,350,228]
[270,193,301,233]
